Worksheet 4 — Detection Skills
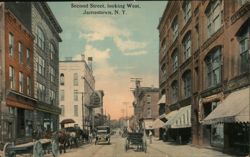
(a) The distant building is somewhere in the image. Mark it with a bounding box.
[59,55,95,130]
[158,0,249,154]
[132,80,159,135]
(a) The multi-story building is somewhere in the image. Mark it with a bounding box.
[31,2,62,132]
[158,0,249,154]
[59,55,95,130]
[2,6,35,143]
[0,2,62,143]
[132,80,159,135]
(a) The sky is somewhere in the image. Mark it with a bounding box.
[48,1,167,120]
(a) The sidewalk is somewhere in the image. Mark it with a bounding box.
[148,138,238,157]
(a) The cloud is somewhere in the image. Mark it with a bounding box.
[79,17,147,56]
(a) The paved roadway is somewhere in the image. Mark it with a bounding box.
[60,134,166,157]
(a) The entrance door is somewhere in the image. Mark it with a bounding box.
[17,109,25,138]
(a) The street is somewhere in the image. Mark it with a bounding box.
[58,133,235,157]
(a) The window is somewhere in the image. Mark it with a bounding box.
[49,89,56,105]
[183,71,192,98]
[161,38,167,54]
[49,42,56,61]
[183,32,191,60]
[161,63,167,78]
[37,82,45,101]
[27,76,31,96]
[49,66,55,83]
[74,105,78,116]
[18,42,23,64]
[36,27,45,50]
[238,26,249,74]
[60,73,64,85]
[171,81,178,103]
[171,16,179,41]
[9,66,15,89]
[61,105,65,116]
[239,0,248,6]
[19,72,24,93]
[73,73,78,86]
[183,1,191,23]
[205,47,221,88]
[74,90,78,101]
[37,55,45,76]
[146,95,151,104]
[60,90,64,101]
[206,0,223,38]
[172,49,178,72]
[26,49,31,67]
[9,33,14,57]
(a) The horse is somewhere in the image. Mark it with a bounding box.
[57,130,70,154]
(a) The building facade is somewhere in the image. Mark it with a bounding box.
[31,2,62,132]
[132,81,159,135]
[59,55,95,130]
[0,2,62,144]
[158,0,249,154]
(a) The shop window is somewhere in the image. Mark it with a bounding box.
[211,123,224,147]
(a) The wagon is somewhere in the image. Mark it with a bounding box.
[124,132,147,153]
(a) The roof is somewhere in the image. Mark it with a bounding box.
[203,87,250,124]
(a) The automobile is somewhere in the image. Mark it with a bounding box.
[95,126,111,145]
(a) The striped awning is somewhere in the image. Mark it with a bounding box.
[165,105,191,128]
[152,118,165,129]
[203,87,250,124]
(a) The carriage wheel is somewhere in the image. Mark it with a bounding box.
[3,142,15,157]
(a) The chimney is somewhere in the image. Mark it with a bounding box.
[88,57,93,70]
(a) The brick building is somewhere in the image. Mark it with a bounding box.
[132,80,159,136]
[3,8,35,142]
[158,0,249,154]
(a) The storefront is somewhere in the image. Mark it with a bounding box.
[202,87,249,155]
[165,105,192,144]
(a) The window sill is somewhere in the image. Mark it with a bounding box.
[180,57,192,70]
[201,26,224,51]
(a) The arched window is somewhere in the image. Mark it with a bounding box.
[205,0,223,38]
[182,70,192,98]
[171,49,178,72]
[183,1,191,23]
[36,27,45,50]
[49,42,56,61]
[60,73,64,85]
[182,31,192,60]
[204,46,222,88]
[171,80,178,103]
[171,16,179,41]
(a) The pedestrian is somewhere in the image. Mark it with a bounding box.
[149,130,153,144]
[89,132,93,143]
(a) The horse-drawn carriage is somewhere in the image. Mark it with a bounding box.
[124,132,147,153]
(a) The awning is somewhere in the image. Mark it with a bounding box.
[144,119,154,130]
[203,87,250,124]
[157,95,166,105]
[152,118,165,129]
[165,105,191,128]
